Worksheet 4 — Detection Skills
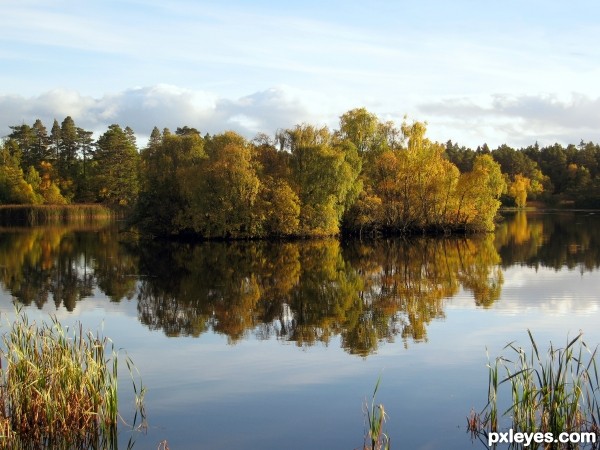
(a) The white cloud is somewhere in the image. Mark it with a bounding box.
[0,85,317,141]
[419,93,600,148]
[4,87,600,150]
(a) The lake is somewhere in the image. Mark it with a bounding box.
[1,210,599,449]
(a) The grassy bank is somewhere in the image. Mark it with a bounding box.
[0,205,113,226]
[0,310,145,449]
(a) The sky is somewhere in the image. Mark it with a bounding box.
[1,0,600,148]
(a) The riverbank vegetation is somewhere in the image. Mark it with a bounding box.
[0,204,112,226]
[3,109,600,237]
[0,310,145,449]
[469,331,600,446]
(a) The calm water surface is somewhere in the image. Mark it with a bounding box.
[1,211,599,449]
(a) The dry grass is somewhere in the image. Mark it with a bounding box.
[0,309,145,449]
[0,205,113,226]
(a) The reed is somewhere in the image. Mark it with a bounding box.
[363,376,390,450]
[0,205,113,226]
[0,309,145,449]
[470,330,600,445]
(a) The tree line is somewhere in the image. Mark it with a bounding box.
[1,117,138,207]
[2,108,599,237]
[446,139,600,208]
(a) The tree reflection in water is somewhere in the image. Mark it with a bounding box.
[2,211,598,356]
[0,226,137,311]
[135,236,502,355]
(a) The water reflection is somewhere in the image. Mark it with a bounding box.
[1,211,599,356]
[0,226,138,311]
[495,211,600,270]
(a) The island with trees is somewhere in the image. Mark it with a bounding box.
[2,108,600,237]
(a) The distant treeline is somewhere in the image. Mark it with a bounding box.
[2,108,598,237]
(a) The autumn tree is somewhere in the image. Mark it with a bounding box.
[454,154,506,231]
[508,174,531,208]
[0,143,38,204]
[337,108,380,154]
[345,119,468,234]
[276,124,331,152]
[176,132,260,238]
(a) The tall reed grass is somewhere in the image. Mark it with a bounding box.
[0,309,145,449]
[363,376,390,450]
[0,205,113,227]
[470,330,600,447]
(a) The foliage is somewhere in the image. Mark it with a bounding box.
[257,177,300,236]
[454,154,506,231]
[93,124,140,208]
[507,174,532,208]
[135,129,205,235]
[7,109,600,238]
[291,142,361,235]
[0,146,39,205]
[344,120,505,234]
[176,134,260,238]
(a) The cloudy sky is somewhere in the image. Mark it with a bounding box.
[2,0,600,148]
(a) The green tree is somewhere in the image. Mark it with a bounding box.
[58,116,79,181]
[290,141,361,235]
[337,107,380,154]
[445,140,476,172]
[136,129,205,234]
[49,119,61,162]
[147,126,162,148]
[7,124,34,167]
[76,127,94,201]
[93,124,140,208]
[8,120,51,170]
[31,119,50,166]
[177,133,260,238]
[537,144,568,194]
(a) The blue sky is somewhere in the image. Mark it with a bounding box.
[2,0,600,147]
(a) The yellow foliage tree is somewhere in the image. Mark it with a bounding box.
[508,174,532,208]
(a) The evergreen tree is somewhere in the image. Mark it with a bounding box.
[93,124,140,208]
